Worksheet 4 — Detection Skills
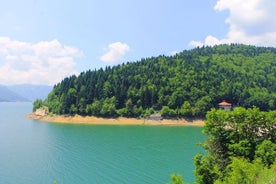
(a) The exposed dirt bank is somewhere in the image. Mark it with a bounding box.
[26,113,205,126]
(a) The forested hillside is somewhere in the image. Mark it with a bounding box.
[36,44,276,117]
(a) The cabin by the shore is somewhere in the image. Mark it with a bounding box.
[218,101,232,111]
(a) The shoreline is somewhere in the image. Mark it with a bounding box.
[26,113,205,126]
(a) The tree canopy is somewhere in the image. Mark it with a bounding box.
[35,44,276,118]
[194,107,276,184]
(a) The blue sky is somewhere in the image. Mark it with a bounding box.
[0,0,275,85]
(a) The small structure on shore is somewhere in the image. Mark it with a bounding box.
[147,113,163,121]
[218,101,232,111]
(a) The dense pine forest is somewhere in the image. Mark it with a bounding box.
[34,44,276,118]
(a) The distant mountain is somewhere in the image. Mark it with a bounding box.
[0,84,52,102]
[7,84,52,101]
[0,85,29,102]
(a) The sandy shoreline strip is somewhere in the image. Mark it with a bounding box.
[26,113,205,126]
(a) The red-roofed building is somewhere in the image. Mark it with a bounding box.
[218,100,232,111]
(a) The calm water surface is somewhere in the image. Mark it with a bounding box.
[0,103,205,184]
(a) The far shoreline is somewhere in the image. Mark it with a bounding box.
[26,113,205,126]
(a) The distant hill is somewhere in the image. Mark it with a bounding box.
[0,84,52,102]
[7,84,52,101]
[40,44,276,117]
[0,85,28,102]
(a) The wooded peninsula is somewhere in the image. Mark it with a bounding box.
[34,44,276,118]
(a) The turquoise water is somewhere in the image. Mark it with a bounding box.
[0,103,205,184]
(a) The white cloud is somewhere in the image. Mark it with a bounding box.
[100,42,130,64]
[0,37,82,85]
[190,0,276,47]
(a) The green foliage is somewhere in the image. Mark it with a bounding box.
[256,162,276,184]
[86,97,117,117]
[86,100,101,116]
[228,139,252,158]
[142,108,154,117]
[194,153,220,184]
[179,101,192,117]
[100,97,117,117]
[255,140,276,166]
[168,174,189,184]
[33,99,43,112]
[160,106,176,117]
[116,99,144,117]
[40,44,276,117]
[214,158,262,184]
[214,158,276,184]
[195,107,276,184]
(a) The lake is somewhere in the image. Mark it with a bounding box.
[0,102,205,184]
